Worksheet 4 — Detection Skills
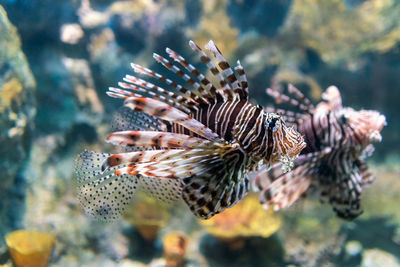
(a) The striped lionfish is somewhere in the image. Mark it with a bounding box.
[75,40,306,221]
[254,85,386,220]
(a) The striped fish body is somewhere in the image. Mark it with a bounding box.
[75,40,306,221]
[168,99,304,166]
[257,85,386,220]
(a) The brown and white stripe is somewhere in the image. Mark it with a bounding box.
[256,85,386,220]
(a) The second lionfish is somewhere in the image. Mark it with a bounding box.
[75,40,306,221]
[254,85,386,220]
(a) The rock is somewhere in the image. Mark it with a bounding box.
[361,249,400,267]
[228,0,292,38]
[344,240,363,258]
[31,48,78,133]
[1,0,77,42]
[60,23,84,45]
[0,4,36,243]
[120,259,147,267]
[343,240,362,265]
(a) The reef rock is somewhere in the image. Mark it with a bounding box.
[361,249,400,267]
[0,5,36,243]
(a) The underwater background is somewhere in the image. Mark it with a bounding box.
[0,0,399,266]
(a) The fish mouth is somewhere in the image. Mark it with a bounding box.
[287,138,306,158]
[269,126,306,172]
[364,113,386,143]
[369,131,382,143]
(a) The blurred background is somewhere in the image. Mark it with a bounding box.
[0,0,399,266]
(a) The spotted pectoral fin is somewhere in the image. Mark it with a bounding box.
[137,176,183,203]
[74,150,138,221]
[102,140,249,219]
[182,171,249,219]
[180,145,249,219]
[111,106,163,132]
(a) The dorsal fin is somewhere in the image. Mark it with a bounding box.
[234,60,249,98]
[266,84,315,115]
[188,40,235,101]
[130,63,197,109]
[152,53,209,105]
[165,47,216,101]
[205,40,246,100]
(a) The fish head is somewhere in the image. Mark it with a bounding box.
[337,108,386,148]
[266,114,306,170]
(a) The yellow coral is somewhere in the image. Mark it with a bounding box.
[362,169,400,224]
[5,230,56,267]
[271,68,322,100]
[123,192,171,241]
[88,28,115,60]
[283,0,400,64]
[200,193,282,240]
[108,0,159,16]
[0,78,23,112]
[163,232,188,267]
[191,0,238,59]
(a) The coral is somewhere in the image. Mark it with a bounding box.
[87,27,133,83]
[0,5,36,243]
[62,58,104,114]
[78,0,110,29]
[200,193,282,247]
[227,0,291,38]
[108,0,159,17]
[282,0,400,64]
[270,67,322,100]
[162,232,188,267]
[0,78,23,112]
[5,230,56,267]
[123,193,171,242]
[361,249,400,267]
[22,140,130,265]
[362,168,400,224]
[60,24,84,45]
[191,0,238,59]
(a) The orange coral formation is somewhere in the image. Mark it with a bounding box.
[5,230,56,267]
[200,193,282,248]
[162,232,188,267]
[123,192,171,242]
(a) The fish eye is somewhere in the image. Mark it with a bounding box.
[267,116,280,132]
[339,114,348,124]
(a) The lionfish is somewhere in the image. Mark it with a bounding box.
[75,40,306,221]
[254,85,386,220]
